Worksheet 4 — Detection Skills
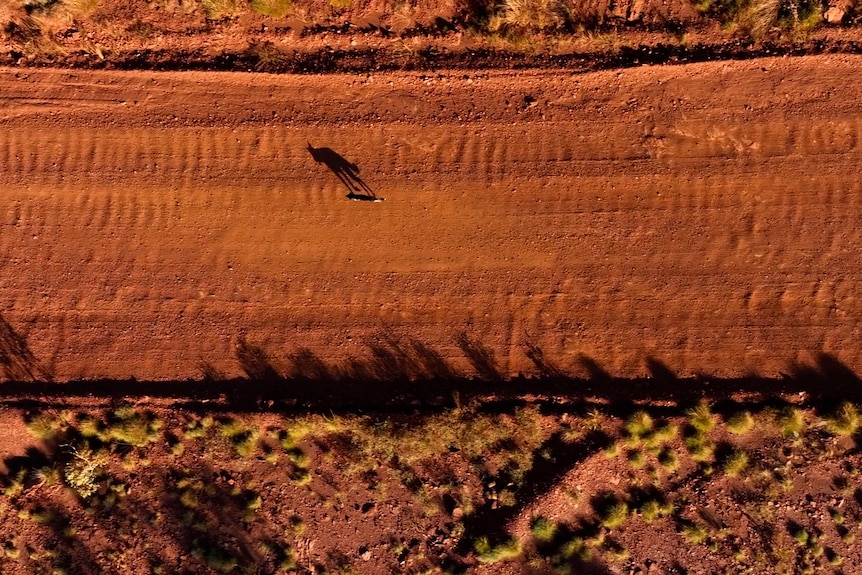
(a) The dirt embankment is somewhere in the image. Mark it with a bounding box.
[3,0,862,73]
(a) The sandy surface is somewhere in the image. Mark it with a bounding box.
[2,55,862,382]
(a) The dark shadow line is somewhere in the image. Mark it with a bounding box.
[75,40,862,76]
[0,351,859,412]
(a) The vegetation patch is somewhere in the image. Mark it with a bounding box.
[0,398,861,573]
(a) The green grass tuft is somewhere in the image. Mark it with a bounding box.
[722,450,749,477]
[624,410,654,438]
[778,407,806,439]
[600,501,629,529]
[684,434,714,463]
[204,546,238,572]
[687,401,716,434]
[823,402,860,437]
[658,448,679,472]
[473,536,522,563]
[726,411,754,435]
[25,414,67,441]
[530,516,558,543]
[791,527,810,546]
[638,499,663,523]
[681,522,708,544]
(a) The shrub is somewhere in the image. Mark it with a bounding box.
[626,450,645,469]
[779,407,806,439]
[279,547,298,570]
[726,411,754,435]
[183,417,213,439]
[605,541,629,561]
[722,450,749,477]
[25,414,67,441]
[290,468,311,485]
[681,522,708,544]
[63,447,105,499]
[244,493,262,512]
[204,546,238,572]
[624,411,654,438]
[3,470,27,497]
[3,540,19,559]
[232,431,259,458]
[103,408,161,447]
[639,499,662,523]
[791,527,810,546]
[218,419,259,457]
[600,502,629,529]
[285,448,309,468]
[33,466,61,487]
[658,448,678,472]
[530,516,558,543]
[179,490,200,509]
[490,0,564,34]
[823,402,860,437]
[473,536,522,563]
[644,423,678,448]
[687,402,716,434]
[734,0,780,39]
[684,435,714,463]
[29,507,54,525]
[556,537,589,562]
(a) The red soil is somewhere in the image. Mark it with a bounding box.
[2,55,862,384]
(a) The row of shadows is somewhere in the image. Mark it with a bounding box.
[1,314,861,410]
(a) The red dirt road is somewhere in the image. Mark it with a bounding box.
[2,56,862,383]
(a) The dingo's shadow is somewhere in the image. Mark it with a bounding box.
[307,144,383,202]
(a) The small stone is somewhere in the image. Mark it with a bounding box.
[452,507,463,520]
[824,5,846,23]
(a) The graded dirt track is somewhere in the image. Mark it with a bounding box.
[2,56,862,384]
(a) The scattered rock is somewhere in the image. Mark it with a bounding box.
[824,5,847,23]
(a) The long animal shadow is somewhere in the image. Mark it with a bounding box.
[306,143,383,202]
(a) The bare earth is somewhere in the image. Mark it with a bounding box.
[2,55,862,383]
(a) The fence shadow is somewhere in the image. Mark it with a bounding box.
[0,313,51,382]
[0,331,860,411]
[0,316,860,408]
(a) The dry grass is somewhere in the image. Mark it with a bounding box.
[473,536,522,563]
[486,0,605,35]
[726,410,754,435]
[250,0,292,18]
[722,449,749,477]
[732,0,780,39]
[697,0,822,39]
[823,402,861,437]
[200,0,241,20]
